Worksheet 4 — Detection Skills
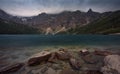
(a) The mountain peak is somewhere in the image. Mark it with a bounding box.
[87,8,93,13]
[0,9,6,14]
[38,12,47,16]
[0,9,12,19]
[74,10,81,13]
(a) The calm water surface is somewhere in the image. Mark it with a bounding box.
[0,35,120,62]
[0,35,120,47]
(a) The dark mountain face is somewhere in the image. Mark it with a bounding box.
[68,10,120,34]
[23,9,101,32]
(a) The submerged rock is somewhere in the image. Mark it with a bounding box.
[0,63,24,74]
[69,58,81,70]
[28,50,72,66]
[94,50,113,56]
[28,51,51,66]
[101,55,120,74]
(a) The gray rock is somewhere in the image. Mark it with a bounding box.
[69,58,81,70]
[82,54,98,64]
[44,68,57,74]
[51,64,61,70]
[0,63,24,74]
[101,55,120,74]
[94,50,113,56]
[56,51,71,60]
[28,51,51,66]
[60,68,78,74]
[85,70,103,74]
[79,49,90,56]
[48,52,58,63]
[41,67,48,74]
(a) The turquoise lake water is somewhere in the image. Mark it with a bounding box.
[0,35,120,47]
[0,35,120,62]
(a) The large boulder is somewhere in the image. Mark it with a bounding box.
[69,58,81,70]
[101,55,120,74]
[94,50,113,56]
[0,63,24,74]
[28,51,51,66]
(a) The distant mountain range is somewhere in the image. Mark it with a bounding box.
[0,9,120,34]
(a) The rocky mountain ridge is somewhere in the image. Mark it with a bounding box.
[0,9,101,34]
[0,9,119,34]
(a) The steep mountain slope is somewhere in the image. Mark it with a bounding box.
[0,18,39,34]
[68,10,120,34]
[26,9,101,31]
[0,9,12,20]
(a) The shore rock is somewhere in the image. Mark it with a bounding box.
[40,67,49,74]
[28,51,51,66]
[82,55,98,64]
[94,50,113,56]
[85,70,103,74]
[51,64,61,70]
[60,68,78,74]
[101,55,120,74]
[44,68,57,74]
[56,51,71,60]
[0,63,24,74]
[79,49,90,56]
[0,61,10,69]
[69,58,81,70]
[48,52,58,63]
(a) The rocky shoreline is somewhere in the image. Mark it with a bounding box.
[0,48,120,74]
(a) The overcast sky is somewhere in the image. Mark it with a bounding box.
[0,0,120,16]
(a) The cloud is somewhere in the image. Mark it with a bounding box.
[0,0,120,16]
